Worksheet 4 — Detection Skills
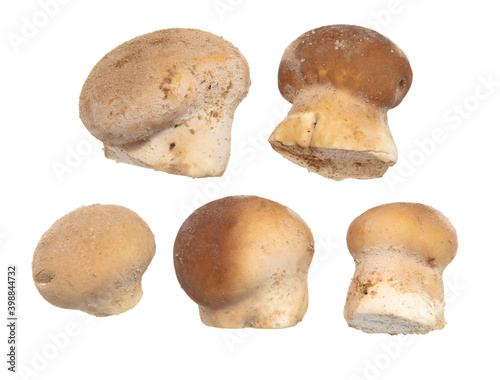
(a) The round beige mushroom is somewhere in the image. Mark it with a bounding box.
[79,28,251,178]
[173,195,315,328]
[269,25,412,180]
[344,202,458,334]
[32,204,156,317]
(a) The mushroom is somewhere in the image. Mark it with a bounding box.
[79,28,251,178]
[269,25,412,180]
[173,195,315,328]
[344,202,458,334]
[32,204,156,317]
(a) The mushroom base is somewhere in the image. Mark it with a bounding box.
[36,276,145,317]
[344,250,446,334]
[269,142,393,180]
[198,279,309,329]
[77,283,144,317]
[344,280,444,335]
[347,313,432,335]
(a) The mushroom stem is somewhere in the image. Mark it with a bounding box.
[269,88,397,180]
[104,108,234,178]
[81,282,144,317]
[344,249,446,334]
[199,274,309,329]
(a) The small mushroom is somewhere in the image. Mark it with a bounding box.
[269,25,412,180]
[32,204,156,317]
[173,196,315,328]
[344,202,458,334]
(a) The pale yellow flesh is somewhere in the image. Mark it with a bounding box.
[269,88,398,180]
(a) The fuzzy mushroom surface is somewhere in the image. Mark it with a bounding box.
[173,195,315,328]
[269,24,412,180]
[32,204,156,317]
[79,28,251,178]
[344,202,458,334]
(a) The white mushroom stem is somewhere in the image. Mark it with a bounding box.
[344,249,446,334]
[105,109,234,178]
[199,273,309,329]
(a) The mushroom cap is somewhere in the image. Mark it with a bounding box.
[173,195,314,309]
[347,203,458,268]
[32,204,156,315]
[79,28,250,146]
[278,25,412,109]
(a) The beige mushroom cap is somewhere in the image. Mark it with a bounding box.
[80,28,250,147]
[32,204,156,317]
[347,202,458,269]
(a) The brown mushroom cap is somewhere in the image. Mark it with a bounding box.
[278,25,412,109]
[347,203,458,268]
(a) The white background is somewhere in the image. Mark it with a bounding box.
[1,0,499,379]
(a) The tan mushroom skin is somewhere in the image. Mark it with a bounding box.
[344,203,458,334]
[79,28,251,178]
[174,195,315,328]
[32,204,156,317]
[269,25,412,180]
